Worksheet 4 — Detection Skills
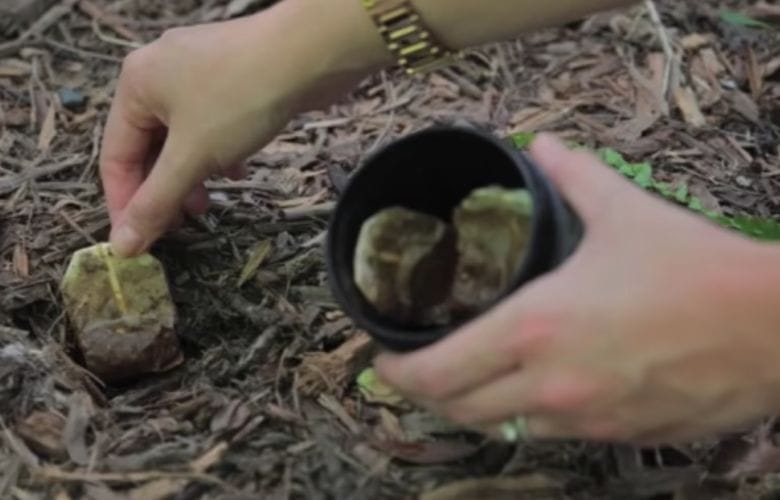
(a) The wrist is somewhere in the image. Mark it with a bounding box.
[270,0,394,84]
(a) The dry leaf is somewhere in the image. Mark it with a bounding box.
[375,439,479,465]
[37,103,56,151]
[699,48,726,77]
[295,332,374,396]
[709,435,780,480]
[681,33,711,50]
[224,0,261,18]
[420,474,566,500]
[191,441,228,473]
[63,391,93,466]
[15,411,67,460]
[728,91,761,124]
[128,479,184,500]
[237,239,272,288]
[747,47,764,101]
[210,400,251,434]
[12,243,29,278]
[674,86,707,127]
[0,59,32,77]
[123,442,227,499]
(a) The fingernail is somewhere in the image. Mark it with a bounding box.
[110,224,144,257]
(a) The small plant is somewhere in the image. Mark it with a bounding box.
[511,132,780,241]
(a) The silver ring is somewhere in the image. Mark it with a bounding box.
[500,415,530,442]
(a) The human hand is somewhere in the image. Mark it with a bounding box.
[99,0,390,257]
[375,134,780,445]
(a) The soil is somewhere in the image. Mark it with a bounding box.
[2,0,780,498]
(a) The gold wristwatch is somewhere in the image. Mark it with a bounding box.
[360,0,460,75]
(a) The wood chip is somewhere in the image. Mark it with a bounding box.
[681,33,712,50]
[674,85,707,127]
[36,103,56,151]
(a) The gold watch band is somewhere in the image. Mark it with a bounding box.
[360,0,460,75]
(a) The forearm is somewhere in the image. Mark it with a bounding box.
[271,0,640,78]
[413,0,639,50]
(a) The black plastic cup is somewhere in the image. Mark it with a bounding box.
[325,124,583,352]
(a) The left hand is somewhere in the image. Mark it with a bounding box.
[374,134,780,445]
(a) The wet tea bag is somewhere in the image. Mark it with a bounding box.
[353,186,534,327]
[353,207,457,325]
[451,186,534,312]
[60,243,183,383]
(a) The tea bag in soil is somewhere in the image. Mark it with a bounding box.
[60,243,183,383]
[353,186,534,327]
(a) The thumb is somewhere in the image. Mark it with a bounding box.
[109,135,205,257]
[528,133,635,224]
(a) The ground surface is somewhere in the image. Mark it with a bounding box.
[2,0,780,498]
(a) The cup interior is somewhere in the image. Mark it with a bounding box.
[326,126,542,351]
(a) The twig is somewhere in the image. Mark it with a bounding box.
[57,210,100,246]
[644,0,675,99]
[282,202,335,219]
[0,155,88,196]
[18,0,79,40]
[0,37,41,59]
[44,39,123,63]
[77,0,144,44]
[34,466,227,486]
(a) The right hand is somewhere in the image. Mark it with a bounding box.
[100,0,389,257]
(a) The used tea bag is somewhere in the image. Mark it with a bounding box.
[60,243,183,383]
[353,207,457,325]
[451,186,534,311]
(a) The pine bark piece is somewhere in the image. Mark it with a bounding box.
[60,243,183,383]
[0,0,59,36]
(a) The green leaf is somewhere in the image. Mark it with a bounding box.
[633,163,653,188]
[716,215,780,241]
[719,10,773,30]
[687,197,704,212]
[674,184,689,204]
[510,132,536,149]
[599,148,627,170]
[357,368,406,407]
[237,239,273,288]
[508,134,780,242]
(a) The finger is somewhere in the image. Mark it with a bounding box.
[99,82,162,226]
[109,134,207,257]
[224,162,249,181]
[434,369,602,428]
[477,415,576,443]
[184,183,210,217]
[374,292,557,401]
[528,134,639,224]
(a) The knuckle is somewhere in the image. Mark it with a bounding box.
[158,27,188,45]
[507,312,562,358]
[125,198,172,234]
[120,48,147,77]
[440,402,480,427]
[415,367,453,400]
[534,374,600,413]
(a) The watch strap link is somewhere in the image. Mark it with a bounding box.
[361,0,459,75]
